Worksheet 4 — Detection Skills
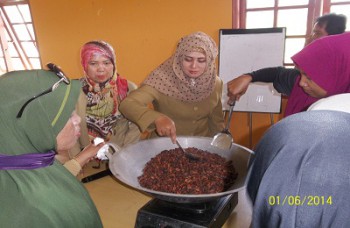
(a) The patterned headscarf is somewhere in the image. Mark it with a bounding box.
[80,40,128,140]
[143,31,218,102]
[285,32,350,116]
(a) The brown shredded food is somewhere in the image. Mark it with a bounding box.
[138,147,238,194]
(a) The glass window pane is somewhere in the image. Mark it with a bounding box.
[18,4,32,23]
[29,58,41,69]
[330,5,350,31]
[0,58,5,67]
[284,38,305,64]
[22,42,39,57]
[247,0,274,9]
[246,11,274,28]
[331,0,350,2]
[12,58,25,70]
[26,24,35,39]
[285,65,295,69]
[0,58,7,75]
[278,0,309,7]
[8,43,19,57]
[277,9,308,35]
[14,24,31,40]
[2,3,41,72]
[4,30,11,41]
[4,6,23,23]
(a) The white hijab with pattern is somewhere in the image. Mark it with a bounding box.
[143,31,218,102]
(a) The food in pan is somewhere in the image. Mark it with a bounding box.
[138,147,238,194]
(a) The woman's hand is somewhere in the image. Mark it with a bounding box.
[74,143,105,167]
[227,74,252,104]
[155,115,176,143]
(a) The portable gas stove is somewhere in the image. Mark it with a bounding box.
[135,192,238,228]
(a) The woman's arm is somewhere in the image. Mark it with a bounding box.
[119,85,162,132]
[227,67,300,103]
[208,78,225,135]
[62,143,105,176]
[249,66,300,96]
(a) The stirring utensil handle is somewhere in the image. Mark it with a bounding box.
[175,139,200,161]
[224,101,235,132]
[175,140,186,153]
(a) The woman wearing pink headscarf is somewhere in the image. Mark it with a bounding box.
[227,32,350,117]
[285,32,350,116]
[59,40,140,176]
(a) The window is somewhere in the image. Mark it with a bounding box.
[233,0,350,67]
[0,0,41,75]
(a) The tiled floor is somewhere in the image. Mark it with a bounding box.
[82,161,252,228]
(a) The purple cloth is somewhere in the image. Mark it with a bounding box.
[0,150,55,170]
[285,32,350,116]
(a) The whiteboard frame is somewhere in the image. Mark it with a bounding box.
[219,28,286,113]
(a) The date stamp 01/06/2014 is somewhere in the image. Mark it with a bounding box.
[267,195,333,206]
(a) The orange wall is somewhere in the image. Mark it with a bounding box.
[29,0,283,149]
[29,0,232,81]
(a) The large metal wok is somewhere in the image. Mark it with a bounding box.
[109,136,253,203]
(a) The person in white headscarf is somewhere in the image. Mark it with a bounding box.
[119,32,224,143]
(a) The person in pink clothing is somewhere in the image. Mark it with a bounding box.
[284,32,350,116]
[227,13,347,117]
[227,32,350,117]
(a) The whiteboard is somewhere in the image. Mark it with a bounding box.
[219,28,286,113]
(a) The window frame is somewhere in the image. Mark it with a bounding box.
[0,0,41,74]
[232,0,350,66]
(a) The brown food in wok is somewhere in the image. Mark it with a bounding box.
[138,147,238,194]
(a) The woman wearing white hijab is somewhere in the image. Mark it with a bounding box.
[120,32,224,143]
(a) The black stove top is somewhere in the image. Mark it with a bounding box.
[135,192,238,228]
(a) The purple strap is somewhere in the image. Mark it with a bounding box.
[0,150,56,170]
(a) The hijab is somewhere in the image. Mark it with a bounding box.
[80,40,128,140]
[0,70,80,155]
[143,31,218,102]
[247,110,350,228]
[0,69,102,227]
[284,32,350,116]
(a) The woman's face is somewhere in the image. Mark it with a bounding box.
[307,22,328,45]
[56,111,81,151]
[181,51,207,78]
[85,55,114,83]
[299,71,327,98]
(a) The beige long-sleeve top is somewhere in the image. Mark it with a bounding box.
[119,77,224,138]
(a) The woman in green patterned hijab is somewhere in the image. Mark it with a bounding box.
[0,69,102,227]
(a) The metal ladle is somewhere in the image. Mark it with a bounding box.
[211,101,235,150]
